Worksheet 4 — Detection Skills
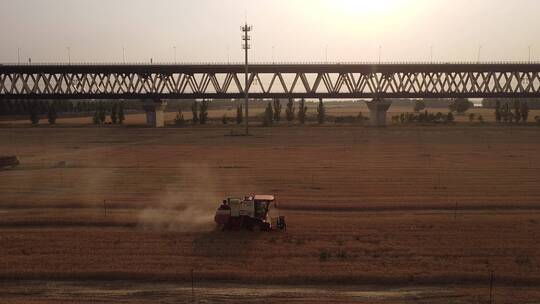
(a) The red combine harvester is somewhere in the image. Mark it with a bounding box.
[214,195,286,232]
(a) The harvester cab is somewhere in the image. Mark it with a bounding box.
[214,195,286,232]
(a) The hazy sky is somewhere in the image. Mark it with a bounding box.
[1,0,539,63]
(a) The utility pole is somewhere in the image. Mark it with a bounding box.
[378,45,382,64]
[529,45,532,63]
[241,22,252,135]
[17,48,20,65]
[122,47,126,64]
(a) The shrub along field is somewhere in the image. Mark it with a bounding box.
[0,123,539,303]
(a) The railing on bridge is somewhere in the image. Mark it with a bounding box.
[2,61,540,66]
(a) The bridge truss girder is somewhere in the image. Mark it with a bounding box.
[1,66,540,99]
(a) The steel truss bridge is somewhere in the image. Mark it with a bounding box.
[1,63,540,100]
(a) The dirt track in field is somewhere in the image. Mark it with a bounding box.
[1,121,539,303]
[3,280,540,304]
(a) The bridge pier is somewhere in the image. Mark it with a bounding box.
[143,99,167,128]
[365,98,392,127]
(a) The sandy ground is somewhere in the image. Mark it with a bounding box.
[0,122,539,303]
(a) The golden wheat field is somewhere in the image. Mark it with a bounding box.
[1,112,540,303]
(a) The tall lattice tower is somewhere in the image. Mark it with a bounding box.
[241,23,252,135]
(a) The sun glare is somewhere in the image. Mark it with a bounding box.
[318,0,406,16]
[335,0,403,14]
[302,0,411,32]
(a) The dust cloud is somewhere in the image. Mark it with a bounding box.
[137,164,222,232]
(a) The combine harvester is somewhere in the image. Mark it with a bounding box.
[214,195,286,232]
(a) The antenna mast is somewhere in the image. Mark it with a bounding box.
[241,22,252,135]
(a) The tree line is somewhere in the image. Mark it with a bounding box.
[92,102,126,125]
[174,98,326,127]
[0,99,138,116]
[494,100,529,123]
[0,100,128,125]
[262,98,311,126]
[392,111,456,124]
[413,98,536,124]
[174,100,209,126]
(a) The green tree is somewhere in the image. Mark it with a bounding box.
[435,112,444,122]
[199,99,209,124]
[29,101,40,125]
[93,110,100,124]
[73,101,80,113]
[66,101,74,113]
[419,110,428,123]
[191,101,199,124]
[0,100,8,115]
[317,98,326,124]
[110,103,118,124]
[399,113,405,124]
[446,112,455,123]
[514,100,521,123]
[501,103,510,123]
[118,101,125,124]
[414,100,426,112]
[263,102,274,126]
[38,100,48,115]
[478,115,484,123]
[273,98,282,122]
[298,98,308,124]
[285,98,295,124]
[98,103,106,123]
[449,98,473,114]
[175,108,185,126]
[521,101,529,122]
[22,100,31,114]
[236,104,243,125]
[495,100,501,122]
[47,102,58,125]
